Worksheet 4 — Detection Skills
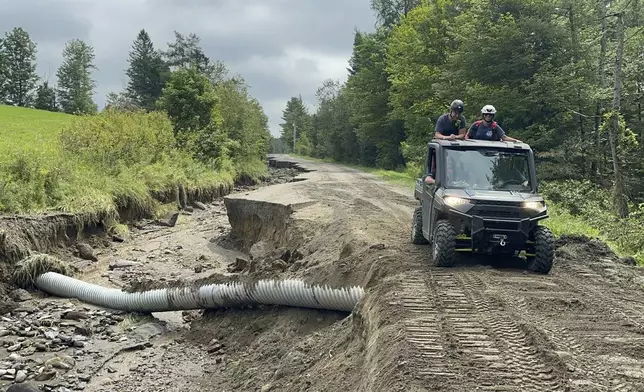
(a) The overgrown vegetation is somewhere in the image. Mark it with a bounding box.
[280,0,644,264]
[0,27,271,221]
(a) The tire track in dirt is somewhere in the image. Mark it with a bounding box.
[465,268,644,391]
[459,271,567,391]
[400,263,568,391]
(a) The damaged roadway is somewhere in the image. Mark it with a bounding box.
[3,155,644,391]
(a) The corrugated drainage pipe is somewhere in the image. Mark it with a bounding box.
[35,272,365,313]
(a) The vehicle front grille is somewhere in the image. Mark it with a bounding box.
[484,220,521,230]
[469,206,522,219]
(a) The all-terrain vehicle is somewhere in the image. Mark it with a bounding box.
[411,139,555,274]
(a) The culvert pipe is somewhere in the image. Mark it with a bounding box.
[34,272,365,313]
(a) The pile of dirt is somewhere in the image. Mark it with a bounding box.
[555,233,637,266]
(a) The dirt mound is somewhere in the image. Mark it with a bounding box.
[555,233,637,266]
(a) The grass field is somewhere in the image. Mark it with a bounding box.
[0,105,231,224]
[0,105,74,158]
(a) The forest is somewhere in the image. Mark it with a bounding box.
[277,0,644,262]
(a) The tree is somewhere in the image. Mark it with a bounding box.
[157,67,218,141]
[279,96,311,152]
[164,31,224,82]
[105,91,138,112]
[56,39,98,114]
[1,27,38,106]
[125,29,169,110]
[370,0,421,27]
[34,81,57,111]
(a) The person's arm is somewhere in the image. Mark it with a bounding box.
[434,115,455,140]
[456,116,467,139]
[498,126,522,142]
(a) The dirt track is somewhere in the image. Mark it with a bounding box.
[2,155,644,391]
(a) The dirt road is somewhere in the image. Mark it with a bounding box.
[2,155,644,391]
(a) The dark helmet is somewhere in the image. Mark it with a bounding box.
[450,99,464,113]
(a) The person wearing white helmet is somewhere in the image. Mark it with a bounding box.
[466,105,522,142]
[434,99,467,140]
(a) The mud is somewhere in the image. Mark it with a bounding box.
[2,156,644,391]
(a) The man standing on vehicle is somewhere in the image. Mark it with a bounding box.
[466,105,522,142]
[434,99,467,140]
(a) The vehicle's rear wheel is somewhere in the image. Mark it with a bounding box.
[527,225,555,274]
[411,206,428,245]
[430,220,456,267]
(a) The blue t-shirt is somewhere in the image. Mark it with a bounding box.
[468,121,506,140]
[435,113,467,136]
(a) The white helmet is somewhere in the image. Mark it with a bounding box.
[481,104,496,115]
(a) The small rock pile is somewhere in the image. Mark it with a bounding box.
[0,290,133,388]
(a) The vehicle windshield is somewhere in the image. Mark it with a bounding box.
[444,148,532,191]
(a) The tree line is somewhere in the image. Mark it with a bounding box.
[0,27,271,180]
[278,0,644,220]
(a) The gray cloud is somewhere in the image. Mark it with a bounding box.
[0,0,376,136]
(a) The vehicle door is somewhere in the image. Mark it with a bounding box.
[422,145,438,238]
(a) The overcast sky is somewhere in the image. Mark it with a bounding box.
[0,0,376,136]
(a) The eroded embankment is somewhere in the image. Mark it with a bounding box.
[0,176,245,312]
[182,157,418,391]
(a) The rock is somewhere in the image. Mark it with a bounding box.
[78,374,91,382]
[62,311,89,321]
[45,355,75,370]
[35,343,48,352]
[250,241,272,259]
[20,345,36,356]
[194,265,203,273]
[131,323,164,341]
[9,289,32,302]
[193,201,208,210]
[13,306,36,313]
[370,243,386,250]
[108,260,138,270]
[8,353,22,361]
[619,256,637,266]
[7,343,21,352]
[227,258,248,273]
[0,329,11,337]
[15,370,27,382]
[7,383,40,392]
[34,370,56,381]
[155,212,180,228]
[111,234,125,242]
[76,244,98,261]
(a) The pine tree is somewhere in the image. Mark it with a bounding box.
[56,39,98,114]
[125,29,169,110]
[1,27,38,107]
[34,81,57,111]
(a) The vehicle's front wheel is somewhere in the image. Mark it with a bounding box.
[430,220,456,267]
[527,225,555,274]
[411,206,428,245]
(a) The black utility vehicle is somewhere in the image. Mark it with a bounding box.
[411,139,555,273]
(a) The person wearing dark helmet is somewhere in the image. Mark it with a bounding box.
[466,104,522,142]
[434,99,467,140]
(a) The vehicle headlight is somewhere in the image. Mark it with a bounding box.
[523,201,545,210]
[444,196,469,206]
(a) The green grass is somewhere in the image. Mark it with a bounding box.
[292,153,642,264]
[0,105,75,157]
[0,106,232,222]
